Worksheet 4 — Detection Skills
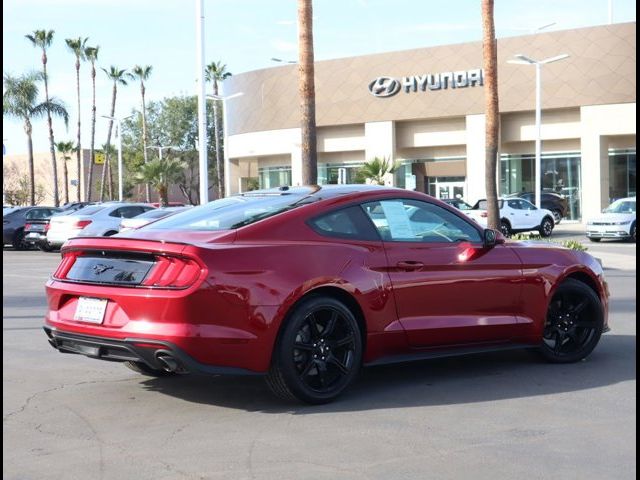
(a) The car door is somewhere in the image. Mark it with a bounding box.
[362,198,523,348]
[519,199,543,228]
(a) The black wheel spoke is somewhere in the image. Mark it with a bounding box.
[571,299,589,315]
[307,314,322,340]
[566,330,579,344]
[554,332,564,355]
[317,361,328,387]
[294,341,314,351]
[323,311,338,338]
[328,355,349,375]
[575,320,596,329]
[299,358,316,378]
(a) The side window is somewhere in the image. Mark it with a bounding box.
[521,200,537,210]
[362,199,482,243]
[120,207,144,218]
[309,206,379,241]
[109,208,123,218]
[507,200,522,210]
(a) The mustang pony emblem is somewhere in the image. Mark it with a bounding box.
[92,264,114,275]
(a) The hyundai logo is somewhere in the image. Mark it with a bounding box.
[368,77,401,98]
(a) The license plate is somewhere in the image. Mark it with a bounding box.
[29,225,44,232]
[74,297,108,324]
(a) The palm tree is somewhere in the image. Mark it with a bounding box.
[481,0,500,230]
[297,0,318,185]
[128,65,153,202]
[100,66,128,200]
[56,141,75,204]
[135,158,185,207]
[25,29,61,206]
[65,37,88,202]
[3,72,69,205]
[205,61,232,198]
[84,45,99,201]
[357,157,397,185]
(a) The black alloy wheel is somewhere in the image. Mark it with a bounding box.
[539,279,604,363]
[539,217,554,237]
[500,220,511,237]
[267,296,362,404]
[629,222,636,243]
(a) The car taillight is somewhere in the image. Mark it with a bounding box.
[24,223,32,231]
[480,212,488,218]
[52,251,82,279]
[73,220,92,229]
[45,223,51,232]
[142,256,203,288]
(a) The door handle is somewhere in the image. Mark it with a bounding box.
[396,261,424,271]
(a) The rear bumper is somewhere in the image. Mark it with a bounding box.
[43,326,261,376]
[25,232,48,244]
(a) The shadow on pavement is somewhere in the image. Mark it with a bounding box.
[140,333,635,414]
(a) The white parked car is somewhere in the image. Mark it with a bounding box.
[586,197,636,242]
[467,198,555,237]
[119,206,191,232]
[47,203,155,248]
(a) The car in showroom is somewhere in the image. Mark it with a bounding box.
[43,185,608,403]
[441,198,474,211]
[586,196,636,242]
[508,192,569,224]
[46,203,155,249]
[468,198,555,237]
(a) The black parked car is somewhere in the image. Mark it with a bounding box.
[441,198,474,211]
[3,206,59,250]
[508,192,568,223]
[24,208,63,251]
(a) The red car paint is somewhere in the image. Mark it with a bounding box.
[44,187,608,375]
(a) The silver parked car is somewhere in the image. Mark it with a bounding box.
[118,206,191,232]
[46,203,155,248]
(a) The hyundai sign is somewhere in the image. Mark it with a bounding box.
[368,69,484,98]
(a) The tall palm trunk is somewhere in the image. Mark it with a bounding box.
[141,84,150,202]
[482,0,500,230]
[74,58,82,202]
[24,119,35,205]
[63,156,69,204]
[298,0,318,185]
[212,82,223,198]
[41,50,60,206]
[100,84,117,201]
[87,62,97,201]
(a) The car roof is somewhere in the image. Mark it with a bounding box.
[238,184,395,200]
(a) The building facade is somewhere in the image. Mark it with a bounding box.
[224,23,636,221]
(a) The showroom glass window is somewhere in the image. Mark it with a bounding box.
[500,152,582,220]
[609,149,636,202]
[258,166,292,189]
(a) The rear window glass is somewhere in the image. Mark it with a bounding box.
[476,200,504,209]
[75,206,105,216]
[146,194,314,231]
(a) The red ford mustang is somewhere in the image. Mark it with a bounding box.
[44,185,609,403]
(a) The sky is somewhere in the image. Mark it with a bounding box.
[2,0,637,155]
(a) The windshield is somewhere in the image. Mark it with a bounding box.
[146,194,313,231]
[604,199,636,214]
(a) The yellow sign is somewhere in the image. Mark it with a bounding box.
[94,152,105,165]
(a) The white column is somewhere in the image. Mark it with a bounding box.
[195,0,208,204]
[290,144,303,186]
[465,114,489,205]
[365,121,395,185]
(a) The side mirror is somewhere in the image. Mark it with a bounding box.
[483,229,505,248]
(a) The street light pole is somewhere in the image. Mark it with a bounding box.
[102,114,133,202]
[195,0,208,205]
[207,92,243,197]
[508,54,570,209]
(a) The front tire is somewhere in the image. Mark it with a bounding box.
[538,217,554,237]
[539,279,604,363]
[629,222,636,243]
[266,295,362,404]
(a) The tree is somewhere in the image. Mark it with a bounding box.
[65,36,88,202]
[25,29,61,206]
[3,164,46,206]
[128,65,153,202]
[135,158,186,207]
[297,0,318,185]
[481,0,500,230]
[84,45,99,201]
[3,72,69,205]
[56,141,75,204]
[357,157,397,185]
[100,66,128,200]
[205,61,232,198]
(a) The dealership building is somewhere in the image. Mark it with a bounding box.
[224,22,636,221]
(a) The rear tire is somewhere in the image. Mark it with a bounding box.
[12,229,27,250]
[588,237,601,242]
[552,209,563,224]
[104,230,118,237]
[500,220,511,237]
[37,241,54,252]
[124,361,176,377]
[266,295,362,404]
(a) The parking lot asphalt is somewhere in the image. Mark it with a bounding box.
[3,240,636,480]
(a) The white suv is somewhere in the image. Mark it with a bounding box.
[467,198,555,237]
[47,203,155,248]
[586,197,636,242]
